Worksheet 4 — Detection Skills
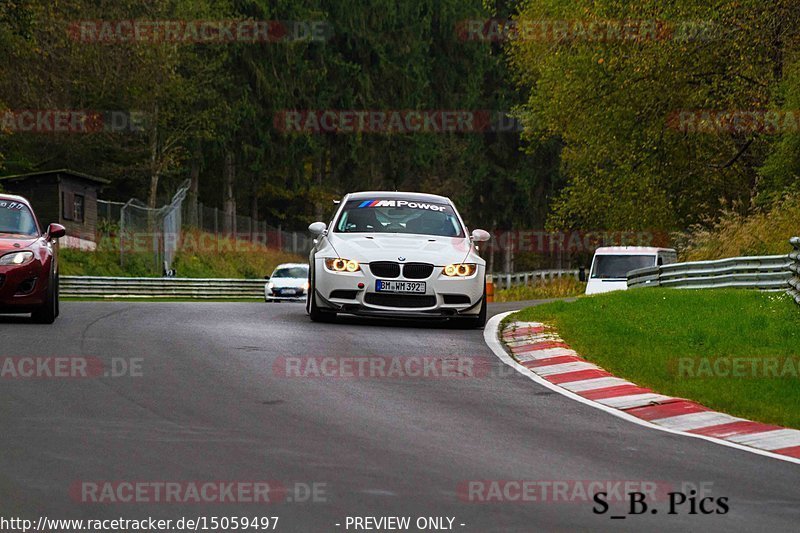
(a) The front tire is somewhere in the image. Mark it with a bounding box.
[32,267,58,324]
[454,286,487,329]
[308,270,336,323]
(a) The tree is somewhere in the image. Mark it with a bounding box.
[508,0,800,232]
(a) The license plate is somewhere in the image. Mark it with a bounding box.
[281,289,297,295]
[375,280,426,293]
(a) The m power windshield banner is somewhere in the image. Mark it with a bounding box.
[352,199,447,212]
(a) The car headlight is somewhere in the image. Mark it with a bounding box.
[267,282,274,289]
[325,258,361,272]
[0,251,34,266]
[303,281,310,290]
[443,263,477,277]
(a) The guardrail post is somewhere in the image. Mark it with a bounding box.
[790,237,800,305]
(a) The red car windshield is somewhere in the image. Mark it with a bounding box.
[0,200,38,236]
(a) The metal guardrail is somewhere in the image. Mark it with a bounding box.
[490,269,579,291]
[789,237,800,305]
[61,276,266,299]
[627,254,792,291]
[63,269,580,298]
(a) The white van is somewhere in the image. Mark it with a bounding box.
[585,246,677,295]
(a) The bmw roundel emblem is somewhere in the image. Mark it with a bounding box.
[398,257,406,261]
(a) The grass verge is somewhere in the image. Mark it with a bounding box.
[60,231,305,278]
[512,289,800,429]
[494,277,586,302]
[678,193,800,260]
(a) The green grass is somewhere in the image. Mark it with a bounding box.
[60,247,161,277]
[679,192,800,260]
[513,289,800,429]
[494,277,586,302]
[60,231,305,279]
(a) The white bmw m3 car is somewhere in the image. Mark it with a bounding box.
[306,191,491,327]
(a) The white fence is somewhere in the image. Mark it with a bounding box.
[61,276,265,299]
[490,269,580,291]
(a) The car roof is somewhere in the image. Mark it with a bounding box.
[273,263,309,269]
[593,246,676,255]
[344,191,452,203]
[0,193,32,205]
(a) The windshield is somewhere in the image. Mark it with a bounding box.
[272,266,308,278]
[334,198,464,237]
[591,254,656,279]
[0,200,38,236]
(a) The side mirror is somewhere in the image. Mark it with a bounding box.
[308,222,327,236]
[264,276,270,280]
[47,223,66,239]
[471,229,490,242]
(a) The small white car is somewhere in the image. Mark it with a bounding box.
[306,191,490,327]
[585,246,677,295]
[265,263,309,302]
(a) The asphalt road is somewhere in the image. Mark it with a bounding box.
[0,301,798,532]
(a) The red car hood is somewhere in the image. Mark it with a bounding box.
[0,235,39,252]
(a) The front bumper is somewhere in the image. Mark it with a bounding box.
[0,261,49,311]
[265,287,307,301]
[314,260,484,318]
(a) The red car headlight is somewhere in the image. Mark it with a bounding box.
[0,251,34,266]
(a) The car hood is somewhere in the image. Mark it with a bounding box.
[0,235,39,253]
[269,277,307,288]
[327,233,476,265]
[585,279,628,295]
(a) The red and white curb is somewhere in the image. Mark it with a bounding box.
[484,311,800,465]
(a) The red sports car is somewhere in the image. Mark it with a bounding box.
[0,194,65,323]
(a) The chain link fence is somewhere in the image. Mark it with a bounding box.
[182,201,314,255]
[114,180,189,274]
[97,183,314,275]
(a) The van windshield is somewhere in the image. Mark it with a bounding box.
[591,255,656,279]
